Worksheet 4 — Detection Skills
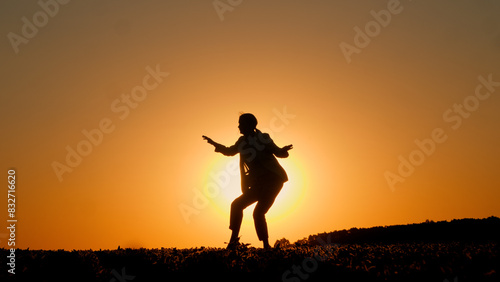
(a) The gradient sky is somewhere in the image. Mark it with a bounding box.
[1,0,499,250]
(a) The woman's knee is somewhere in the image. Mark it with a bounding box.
[230,200,239,210]
[253,208,266,219]
[231,198,245,211]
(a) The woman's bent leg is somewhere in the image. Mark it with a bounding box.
[253,181,283,244]
[253,204,270,242]
[229,193,257,242]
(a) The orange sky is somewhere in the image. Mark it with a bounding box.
[1,1,500,250]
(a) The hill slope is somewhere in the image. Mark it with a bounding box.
[302,216,500,246]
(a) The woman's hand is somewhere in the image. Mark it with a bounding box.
[275,144,293,158]
[202,135,216,146]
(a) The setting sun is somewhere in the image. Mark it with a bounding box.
[206,154,306,224]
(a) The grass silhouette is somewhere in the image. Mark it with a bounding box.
[1,217,498,282]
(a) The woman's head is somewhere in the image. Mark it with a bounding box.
[238,113,257,135]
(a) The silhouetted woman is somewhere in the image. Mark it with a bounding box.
[203,113,293,249]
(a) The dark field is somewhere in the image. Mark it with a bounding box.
[1,242,499,282]
[2,218,499,282]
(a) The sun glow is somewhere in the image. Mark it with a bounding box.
[203,155,306,226]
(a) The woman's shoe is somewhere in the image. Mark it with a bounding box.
[226,237,240,250]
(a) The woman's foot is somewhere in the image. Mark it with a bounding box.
[226,237,240,250]
[263,239,272,250]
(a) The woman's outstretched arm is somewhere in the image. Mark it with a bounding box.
[260,133,293,158]
[278,144,293,157]
[202,135,217,146]
[274,144,293,158]
[202,135,239,156]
